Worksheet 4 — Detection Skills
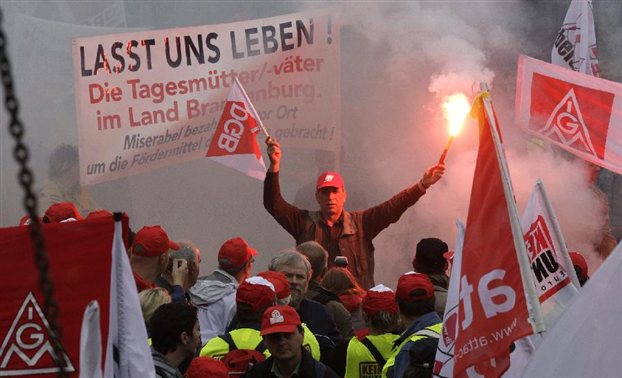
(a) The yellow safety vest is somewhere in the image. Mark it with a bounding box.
[199,324,321,361]
[381,322,442,378]
[199,328,269,359]
[302,323,321,361]
[345,334,399,378]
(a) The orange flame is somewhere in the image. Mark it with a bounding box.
[442,93,470,137]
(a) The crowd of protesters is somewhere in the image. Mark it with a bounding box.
[25,137,599,378]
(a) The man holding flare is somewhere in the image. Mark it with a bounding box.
[263,137,445,289]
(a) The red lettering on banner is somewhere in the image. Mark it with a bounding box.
[523,215,570,301]
[529,73,614,159]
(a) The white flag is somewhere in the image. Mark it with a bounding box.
[103,219,154,377]
[503,180,581,377]
[552,0,599,76]
[433,219,465,377]
[80,301,103,378]
[522,240,622,377]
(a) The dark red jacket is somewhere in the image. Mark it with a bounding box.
[264,172,426,289]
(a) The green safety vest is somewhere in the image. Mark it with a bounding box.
[345,333,399,378]
[381,322,442,378]
[199,323,321,361]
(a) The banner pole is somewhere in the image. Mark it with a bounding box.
[535,179,581,288]
[233,76,270,138]
[480,82,546,334]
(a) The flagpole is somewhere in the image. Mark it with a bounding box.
[535,179,582,288]
[233,76,270,137]
[480,82,546,334]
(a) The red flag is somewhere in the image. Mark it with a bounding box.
[454,93,540,377]
[206,79,266,180]
[516,55,622,174]
[0,219,113,377]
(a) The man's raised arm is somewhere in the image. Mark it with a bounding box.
[263,137,305,237]
[363,163,446,239]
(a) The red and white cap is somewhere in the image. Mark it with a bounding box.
[260,305,301,336]
[316,171,345,190]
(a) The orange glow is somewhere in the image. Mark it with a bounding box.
[442,93,470,137]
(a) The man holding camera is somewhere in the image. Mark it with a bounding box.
[264,138,445,289]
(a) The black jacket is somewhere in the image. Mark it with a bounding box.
[244,347,339,378]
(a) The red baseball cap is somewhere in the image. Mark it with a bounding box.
[218,237,257,270]
[396,272,434,302]
[130,225,179,257]
[362,284,398,316]
[569,252,588,280]
[261,305,301,336]
[86,209,113,219]
[236,276,276,312]
[316,171,345,190]
[185,356,228,378]
[43,202,82,223]
[257,270,291,300]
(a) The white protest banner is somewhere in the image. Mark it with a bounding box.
[72,10,339,185]
[515,55,622,175]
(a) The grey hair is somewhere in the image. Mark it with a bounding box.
[166,241,199,271]
[296,241,328,281]
[268,249,312,278]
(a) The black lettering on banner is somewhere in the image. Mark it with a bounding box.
[229,19,314,59]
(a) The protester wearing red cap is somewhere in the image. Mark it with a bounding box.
[324,284,401,377]
[189,237,258,345]
[264,137,445,290]
[412,237,451,318]
[257,270,291,304]
[253,270,322,362]
[185,356,228,378]
[245,305,339,377]
[43,202,82,223]
[129,225,179,292]
[200,276,275,375]
[268,250,342,360]
[569,251,589,286]
[383,272,442,378]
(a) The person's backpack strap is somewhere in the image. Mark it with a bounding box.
[220,332,238,351]
[254,340,267,354]
[360,337,386,367]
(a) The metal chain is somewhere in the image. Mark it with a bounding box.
[0,8,68,377]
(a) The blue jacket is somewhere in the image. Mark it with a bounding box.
[389,312,442,378]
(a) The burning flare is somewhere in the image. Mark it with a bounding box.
[442,93,471,137]
[438,93,470,164]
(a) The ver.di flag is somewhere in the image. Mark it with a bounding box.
[515,55,622,175]
[503,180,581,377]
[453,90,544,378]
[206,77,267,180]
[552,0,599,76]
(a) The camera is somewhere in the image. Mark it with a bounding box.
[334,256,348,268]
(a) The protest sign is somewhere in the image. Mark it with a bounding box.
[72,10,339,184]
